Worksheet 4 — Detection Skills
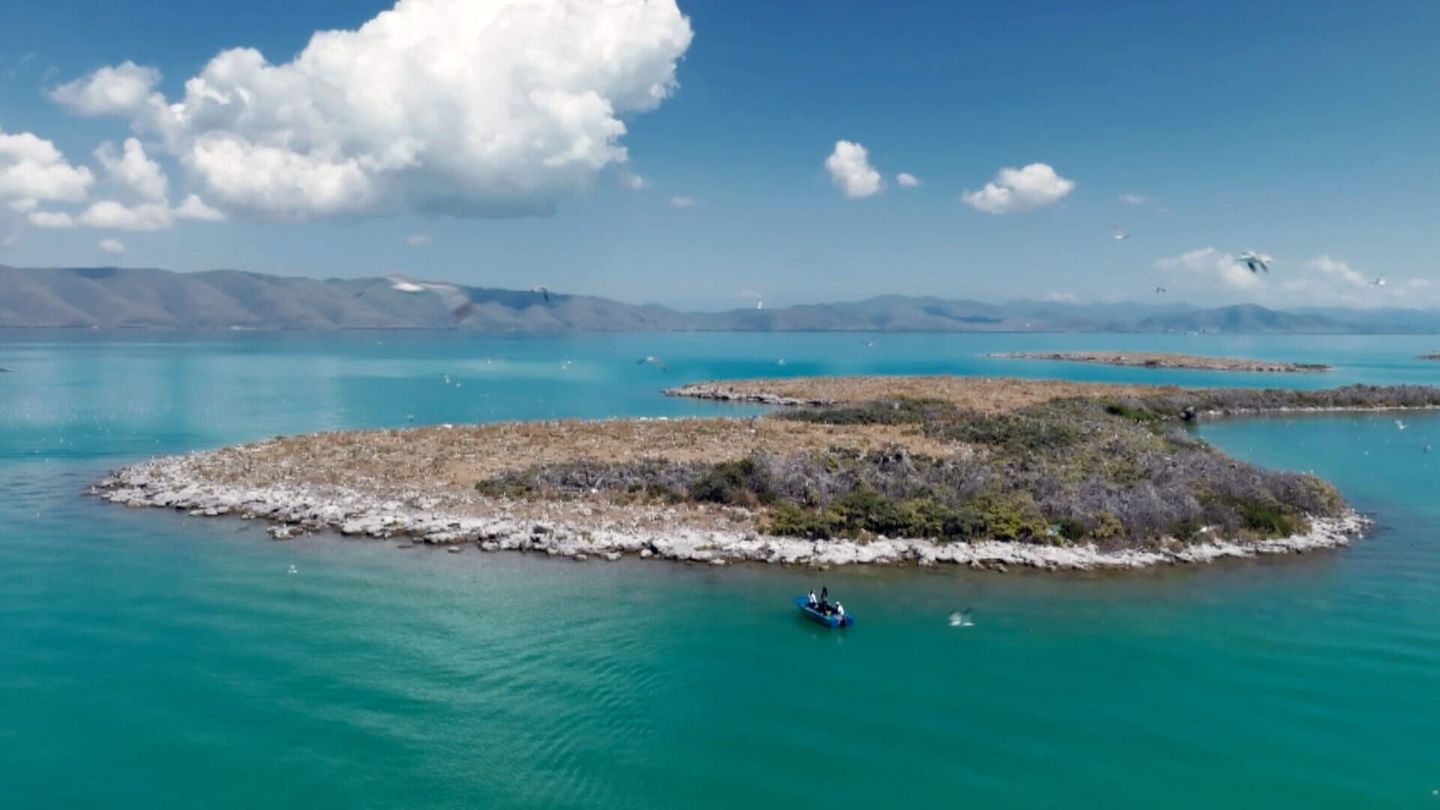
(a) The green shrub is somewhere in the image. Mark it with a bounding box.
[1239,501,1299,536]
[1104,401,1160,423]
[690,458,769,506]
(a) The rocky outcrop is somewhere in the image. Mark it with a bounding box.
[92,454,1367,572]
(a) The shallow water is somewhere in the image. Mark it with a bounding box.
[2,331,1438,807]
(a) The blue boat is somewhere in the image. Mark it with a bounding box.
[794,595,855,628]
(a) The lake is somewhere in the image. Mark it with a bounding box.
[2,331,1437,807]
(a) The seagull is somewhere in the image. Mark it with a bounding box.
[287,564,298,575]
[1237,251,1273,274]
[863,337,876,347]
[755,299,765,310]
[776,358,787,366]
[1370,276,1387,287]
[948,609,975,628]
[1395,419,1408,431]
[531,285,551,302]
[358,274,475,321]
[1112,226,1129,241]
[638,355,667,370]
[1155,286,1167,294]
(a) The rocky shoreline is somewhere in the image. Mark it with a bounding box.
[92,452,1368,572]
[990,351,1330,373]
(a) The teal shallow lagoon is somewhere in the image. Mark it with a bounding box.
[2,332,1439,807]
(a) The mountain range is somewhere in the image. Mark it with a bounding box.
[1,265,1435,333]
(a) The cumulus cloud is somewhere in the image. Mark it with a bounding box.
[49,61,161,117]
[0,126,94,207]
[824,140,883,199]
[1156,247,1263,291]
[50,0,693,220]
[78,200,174,231]
[95,138,167,201]
[26,209,76,228]
[98,238,126,254]
[174,193,225,222]
[895,172,920,188]
[668,195,697,208]
[962,163,1074,214]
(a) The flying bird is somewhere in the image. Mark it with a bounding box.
[638,355,667,370]
[948,609,975,628]
[1155,286,1167,294]
[1370,276,1387,287]
[1395,419,1408,431]
[357,274,475,321]
[1237,251,1273,274]
[532,285,551,302]
[1112,226,1130,241]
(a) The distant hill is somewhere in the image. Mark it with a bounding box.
[1,265,1436,333]
[1130,304,1363,334]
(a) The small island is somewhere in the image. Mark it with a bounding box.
[95,377,1440,571]
[991,351,1331,373]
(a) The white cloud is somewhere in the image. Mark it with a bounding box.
[98,238,126,254]
[1119,193,1147,205]
[1156,247,1263,290]
[406,233,432,246]
[26,209,76,228]
[174,193,225,222]
[962,163,1074,214]
[78,200,173,231]
[0,126,94,206]
[824,140,883,199]
[95,138,167,201]
[668,195,697,208]
[1153,250,1438,307]
[618,169,648,190]
[49,61,162,117]
[52,0,693,220]
[1271,255,1422,307]
[895,172,920,188]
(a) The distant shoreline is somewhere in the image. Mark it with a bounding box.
[5,265,1440,333]
[990,351,1330,372]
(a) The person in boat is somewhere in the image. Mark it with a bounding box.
[818,586,830,614]
[835,603,846,623]
[807,590,818,608]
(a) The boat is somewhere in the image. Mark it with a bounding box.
[794,595,855,628]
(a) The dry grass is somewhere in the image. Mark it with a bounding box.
[669,375,1182,412]
[195,416,963,495]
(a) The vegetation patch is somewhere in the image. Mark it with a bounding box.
[476,392,1356,548]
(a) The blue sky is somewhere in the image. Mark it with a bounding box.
[1,0,1437,309]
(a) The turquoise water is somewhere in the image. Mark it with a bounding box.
[2,331,1438,807]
